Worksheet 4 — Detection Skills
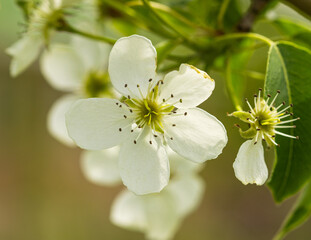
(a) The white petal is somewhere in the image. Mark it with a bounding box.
[71,35,111,71]
[66,98,133,150]
[6,35,42,77]
[80,147,121,186]
[167,174,205,218]
[159,64,215,108]
[110,190,147,232]
[143,191,180,240]
[119,131,169,195]
[167,147,203,175]
[108,35,157,97]
[47,94,79,146]
[40,44,86,91]
[164,108,227,163]
[233,139,268,185]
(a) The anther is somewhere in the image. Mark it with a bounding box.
[149,78,152,82]
[119,128,122,132]
[130,109,133,113]
[119,105,122,108]
[171,94,174,98]
[154,135,158,137]
[296,136,300,140]
[179,99,182,103]
[170,137,173,140]
[123,115,127,119]
[163,99,165,102]
[128,95,131,99]
[267,94,271,98]
[137,84,140,88]
[124,84,127,88]
[256,128,260,131]
[134,140,137,144]
[172,124,176,127]
[184,112,187,116]
[131,130,134,132]
[149,141,152,144]
[290,104,293,107]
[254,94,258,97]
[277,90,280,93]
[258,88,262,91]
[234,124,240,128]
[116,102,119,105]
[160,80,164,84]
[254,141,257,145]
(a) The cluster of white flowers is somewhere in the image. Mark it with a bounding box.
[10,2,300,235]
[33,33,228,239]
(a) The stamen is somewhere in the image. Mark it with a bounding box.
[278,104,293,114]
[275,101,286,111]
[269,90,280,107]
[119,128,122,132]
[254,94,258,112]
[266,134,279,146]
[266,94,271,105]
[278,114,291,120]
[257,88,262,111]
[277,117,300,125]
[254,131,260,144]
[137,84,145,99]
[275,130,298,139]
[184,112,187,116]
[245,98,255,114]
[275,125,296,129]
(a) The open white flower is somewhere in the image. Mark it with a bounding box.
[66,34,227,195]
[6,0,80,76]
[41,36,112,146]
[231,89,299,185]
[82,146,204,240]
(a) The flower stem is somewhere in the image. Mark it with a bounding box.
[213,32,274,46]
[61,24,116,45]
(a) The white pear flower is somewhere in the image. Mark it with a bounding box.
[81,146,204,240]
[41,36,112,146]
[66,34,227,195]
[6,0,80,77]
[230,89,299,185]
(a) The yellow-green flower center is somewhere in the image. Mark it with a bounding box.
[124,84,174,133]
[84,71,112,98]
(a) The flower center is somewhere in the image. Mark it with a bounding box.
[236,89,300,146]
[124,82,175,133]
[84,71,112,98]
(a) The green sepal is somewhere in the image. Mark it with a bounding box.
[239,127,256,139]
[231,111,252,123]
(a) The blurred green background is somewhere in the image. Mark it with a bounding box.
[1,0,311,239]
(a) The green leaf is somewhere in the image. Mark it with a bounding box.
[274,182,311,240]
[272,18,311,48]
[264,41,311,202]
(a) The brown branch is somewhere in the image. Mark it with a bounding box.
[237,0,276,32]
